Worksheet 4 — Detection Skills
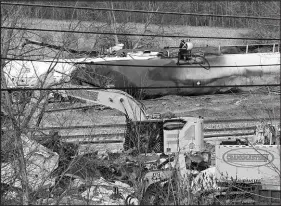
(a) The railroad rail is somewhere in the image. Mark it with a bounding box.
[26,117,280,145]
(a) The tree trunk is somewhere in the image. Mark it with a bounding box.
[110,1,119,45]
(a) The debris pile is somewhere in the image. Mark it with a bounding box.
[1,133,142,205]
[1,131,236,205]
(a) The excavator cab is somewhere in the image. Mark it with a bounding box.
[124,119,164,153]
[163,117,205,153]
[124,116,206,155]
[124,116,211,174]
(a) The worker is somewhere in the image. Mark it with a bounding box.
[179,39,186,49]
[177,39,193,64]
[177,40,187,64]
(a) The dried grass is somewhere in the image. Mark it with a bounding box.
[22,18,251,51]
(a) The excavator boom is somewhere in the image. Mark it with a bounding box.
[59,84,148,121]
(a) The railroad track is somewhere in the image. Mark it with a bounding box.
[29,117,280,145]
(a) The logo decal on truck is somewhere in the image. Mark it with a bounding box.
[222,148,274,168]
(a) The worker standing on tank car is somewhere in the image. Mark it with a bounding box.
[177,39,193,65]
[179,39,186,49]
[177,39,188,65]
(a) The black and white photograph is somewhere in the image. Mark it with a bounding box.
[1,1,280,205]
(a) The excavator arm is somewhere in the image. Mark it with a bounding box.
[59,84,148,121]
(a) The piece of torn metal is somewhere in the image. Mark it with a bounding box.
[1,134,59,191]
[81,177,138,205]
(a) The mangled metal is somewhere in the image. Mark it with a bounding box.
[1,134,59,191]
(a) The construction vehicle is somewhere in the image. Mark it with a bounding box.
[62,85,280,205]
[58,84,210,204]
[63,85,211,156]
